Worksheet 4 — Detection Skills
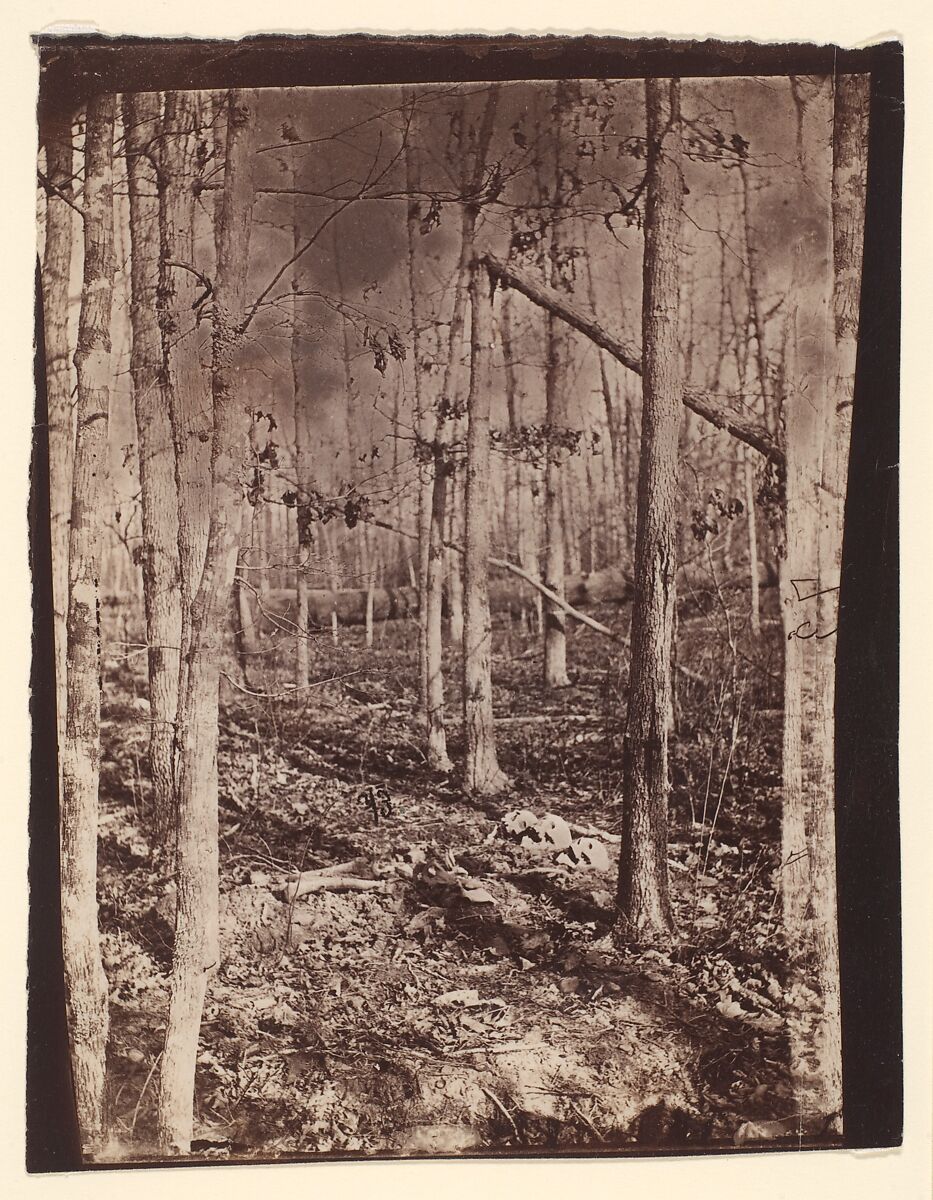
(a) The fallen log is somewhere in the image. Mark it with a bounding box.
[262,564,631,632]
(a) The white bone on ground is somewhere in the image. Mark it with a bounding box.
[538,814,573,850]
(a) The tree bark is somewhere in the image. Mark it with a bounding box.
[424,84,499,771]
[781,71,868,1131]
[40,108,75,745]
[813,71,869,1122]
[463,264,510,794]
[124,92,183,833]
[786,68,868,1132]
[60,91,115,1153]
[616,78,684,941]
[482,251,783,468]
[542,79,578,689]
[158,90,256,1155]
[158,91,212,770]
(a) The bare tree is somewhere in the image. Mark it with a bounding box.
[291,188,311,688]
[40,107,75,740]
[616,78,685,940]
[157,91,212,770]
[403,96,433,730]
[463,263,510,794]
[780,70,869,1129]
[423,84,500,772]
[158,89,257,1154]
[124,92,182,832]
[542,80,578,689]
[60,91,115,1152]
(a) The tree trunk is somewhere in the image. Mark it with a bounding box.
[60,91,115,1153]
[500,272,541,632]
[158,90,256,1155]
[743,445,761,636]
[291,187,311,687]
[124,92,182,833]
[583,232,625,566]
[234,561,260,687]
[781,71,868,1132]
[424,84,499,771]
[447,526,465,645]
[403,100,432,729]
[41,108,75,745]
[463,264,510,794]
[616,78,684,941]
[542,79,578,689]
[158,91,212,767]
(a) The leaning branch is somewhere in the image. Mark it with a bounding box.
[481,251,784,468]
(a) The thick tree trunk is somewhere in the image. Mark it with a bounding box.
[124,92,182,833]
[616,78,684,941]
[41,108,75,743]
[158,90,256,1155]
[781,71,868,1131]
[60,91,115,1153]
[463,264,510,794]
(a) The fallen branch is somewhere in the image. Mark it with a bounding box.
[482,251,784,468]
[367,516,705,683]
[367,517,615,638]
[284,859,386,901]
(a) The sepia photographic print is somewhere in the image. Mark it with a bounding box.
[28,34,901,1170]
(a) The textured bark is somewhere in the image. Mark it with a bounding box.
[616,79,684,941]
[781,71,868,1130]
[542,79,578,689]
[482,251,783,468]
[124,92,182,833]
[41,108,75,740]
[60,92,115,1153]
[424,84,499,771]
[463,264,510,794]
[158,90,256,1155]
[158,91,212,757]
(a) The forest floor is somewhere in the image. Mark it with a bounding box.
[94,592,821,1162]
